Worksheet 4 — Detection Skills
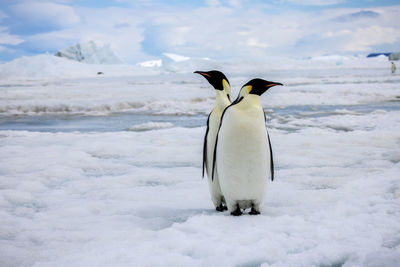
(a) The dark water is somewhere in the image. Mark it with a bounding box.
[0,101,399,133]
[0,113,206,132]
[268,101,400,117]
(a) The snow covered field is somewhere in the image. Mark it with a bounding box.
[1,55,400,266]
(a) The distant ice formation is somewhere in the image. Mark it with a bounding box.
[0,50,393,80]
[389,52,400,61]
[0,54,161,79]
[55,41,122,64]
[137,59,162,68]
[367,52,400,61]
[163,53,190,62]
[137,53,191,68]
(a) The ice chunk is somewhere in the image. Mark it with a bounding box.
[127,122,174,131]
[137,59,162,68]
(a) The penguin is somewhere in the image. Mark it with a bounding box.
[194,70,231,212]
[213,78,282,216]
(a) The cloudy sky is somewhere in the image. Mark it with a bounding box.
[0,0,399,63]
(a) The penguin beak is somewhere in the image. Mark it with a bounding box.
[194,71,211,78]
[265,82,283,88]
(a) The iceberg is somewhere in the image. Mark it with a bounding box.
[55,41,122,64]
[137,53,191,69]
[389,52,400,61]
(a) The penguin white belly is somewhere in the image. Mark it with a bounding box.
[217,105,270,212]
[206,110,225,207]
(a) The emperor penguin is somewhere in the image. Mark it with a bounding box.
[194,70,231,211]
[213,78,282,216]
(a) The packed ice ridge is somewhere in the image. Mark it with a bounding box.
[0,47,393,79]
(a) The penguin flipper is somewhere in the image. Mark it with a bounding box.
[203,113,211,178]
[267,131,274,181]
[264,111,274,181]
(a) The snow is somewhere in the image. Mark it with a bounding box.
[54,41,122,64]
[1,114,400,266]
[0,54,161,79]
[0,54,400,266]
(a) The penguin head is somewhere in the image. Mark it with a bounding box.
[194,70,231,98]
[239,78,282,98]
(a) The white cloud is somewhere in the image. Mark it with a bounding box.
[227,0,242,8]
[205,0,222,8]
[0,26,24,45]
[10,1,80,29]
[169,26,191,46]
[74,2,399,63]
[2,1,400,62]
[246,38,269,49]
[343,25,400,51]
[285,0,345,6]
[0,10,7,21]
[0,44,17,58]
[322,30,352,38]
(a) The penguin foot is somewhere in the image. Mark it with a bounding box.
[230,205,243,216]
[216,204,228,212]
[249,207,260,215]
